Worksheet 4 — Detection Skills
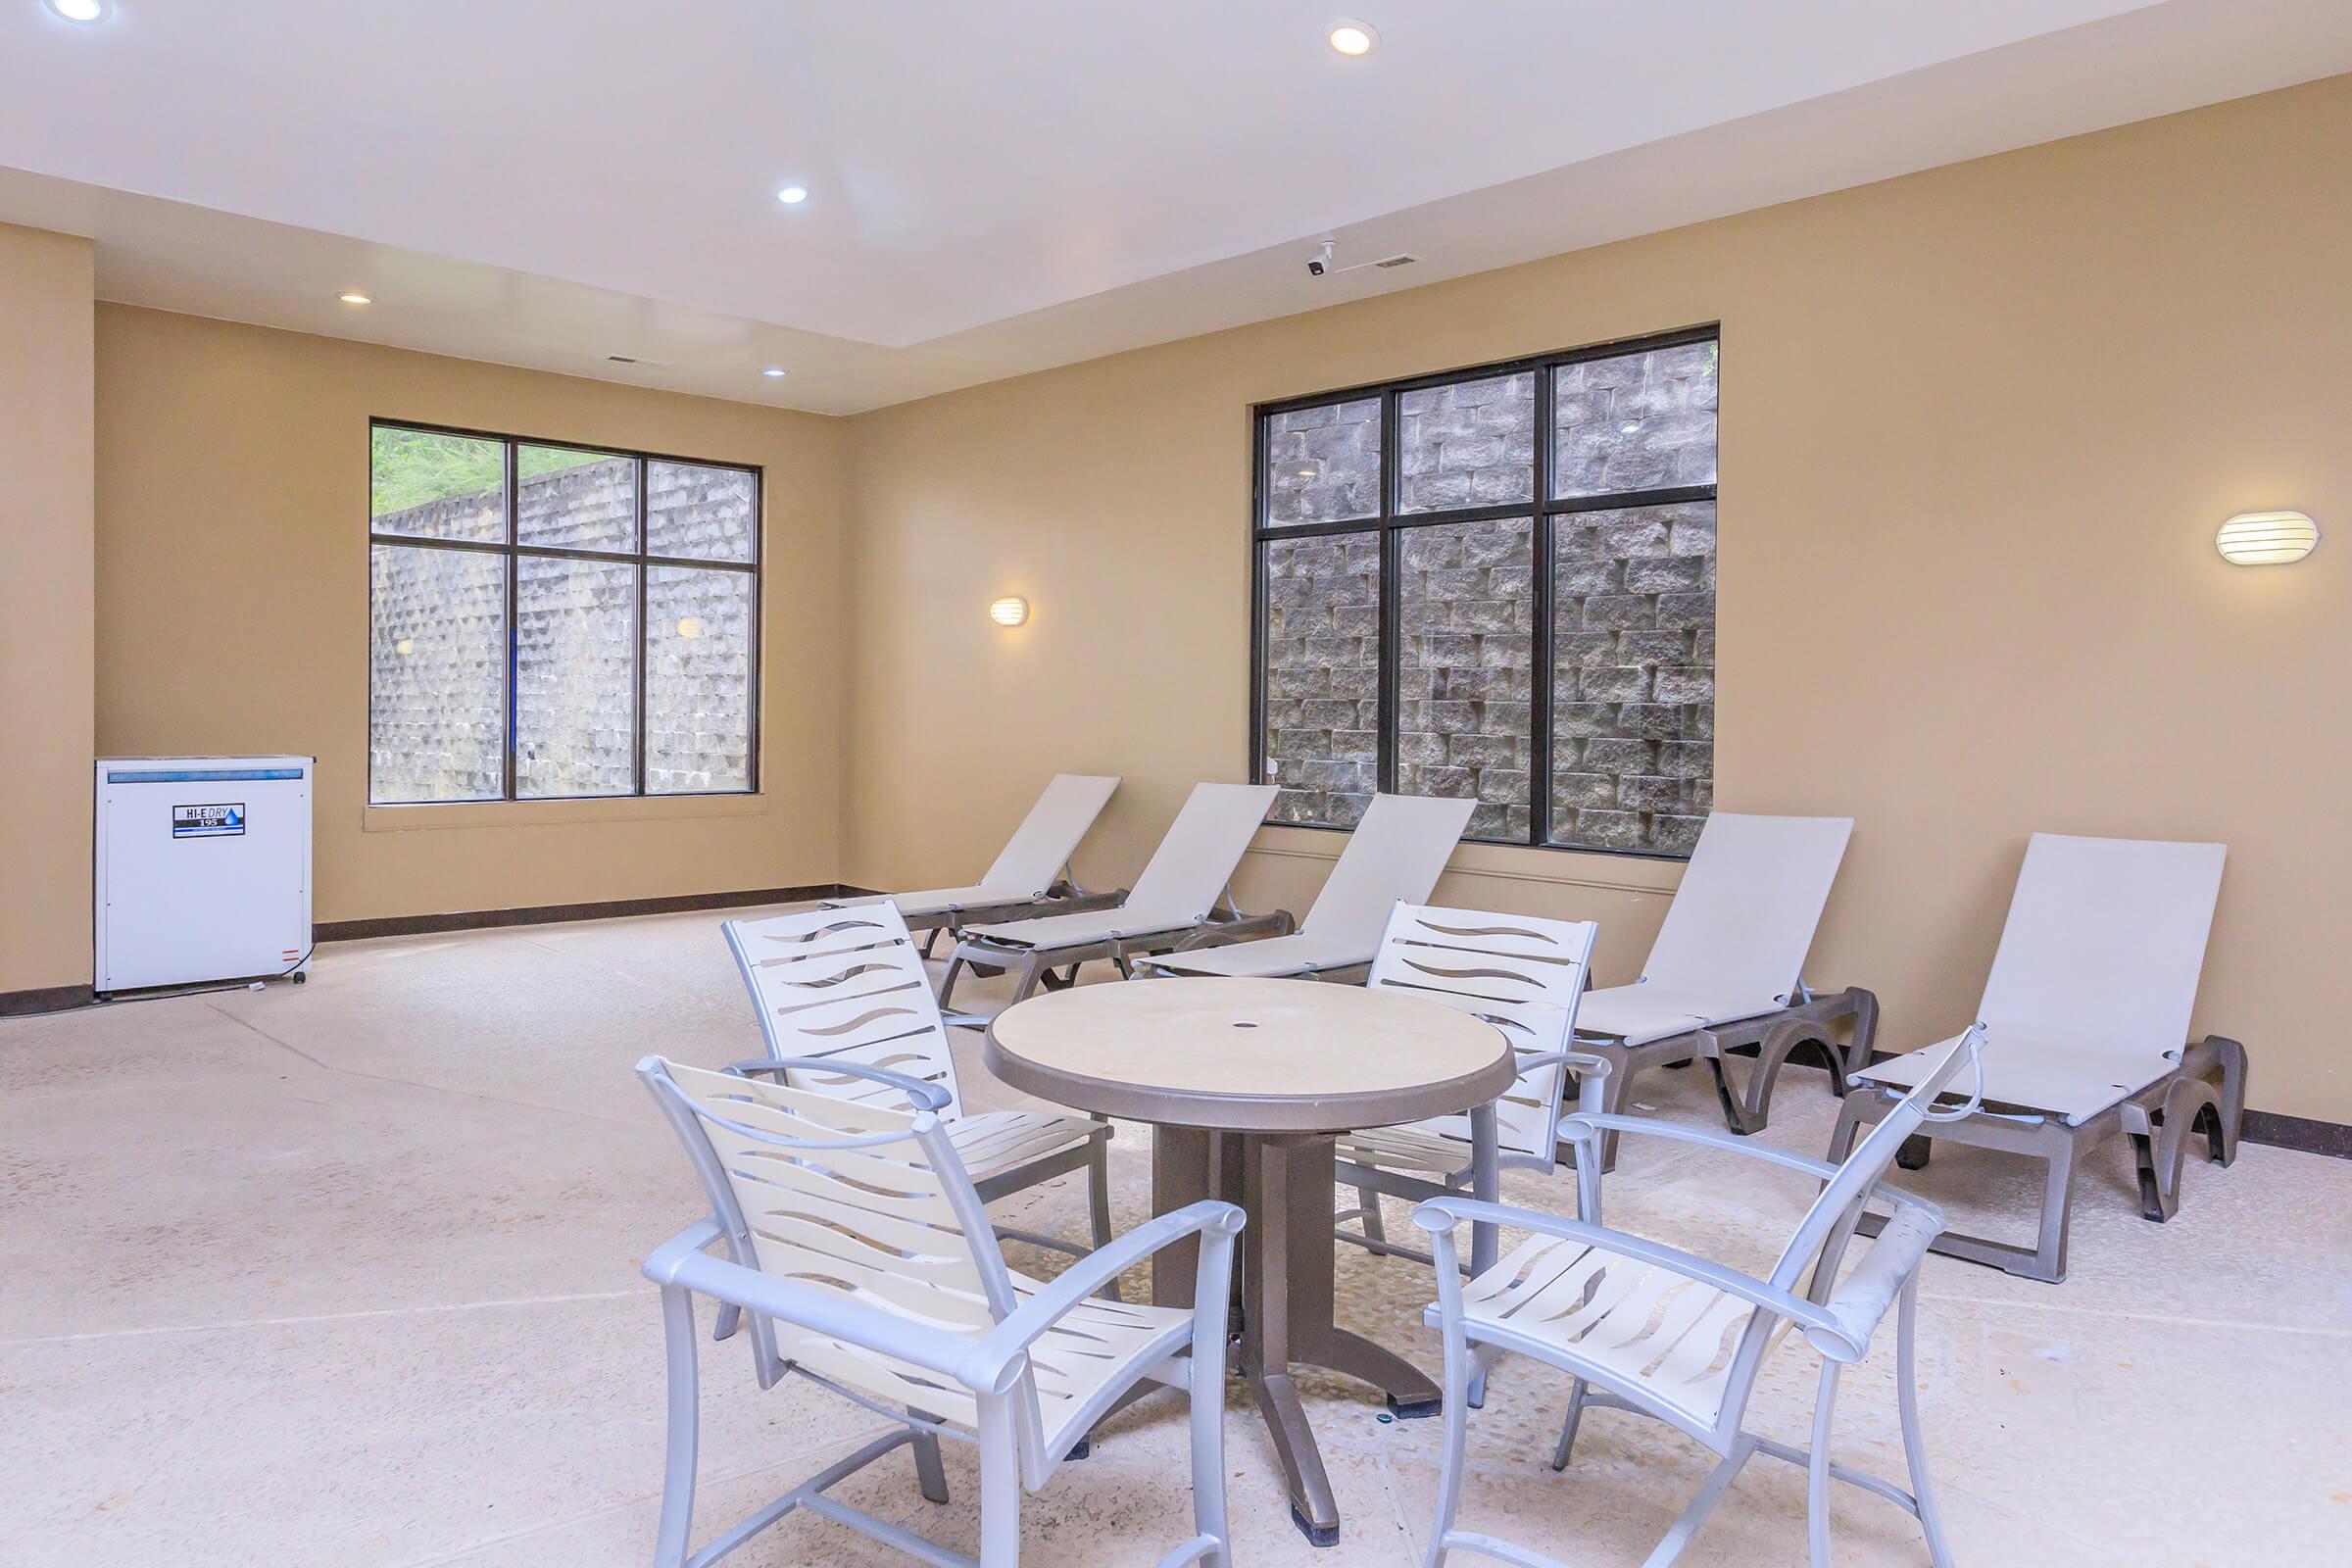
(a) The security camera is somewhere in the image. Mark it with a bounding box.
[1307,240,1335,277]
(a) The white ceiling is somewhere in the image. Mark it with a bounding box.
[4,0,2348,414]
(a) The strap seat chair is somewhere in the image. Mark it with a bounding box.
[1835,831,2240,1283]
[1331,904,1604,1278]
[639,1055,1244,1568]
[1133,793,1475,983]
[1411,1027,1985,1568]
[726,904,1115,1278]
[1574,811,1874,1157]
[821,773,1121,953]
[939,782,1279,1017]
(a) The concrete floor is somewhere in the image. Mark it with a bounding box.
[5,906,2348,1567]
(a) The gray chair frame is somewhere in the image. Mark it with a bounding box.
[1411,1030,1982,1568]
[640,1054,1245,1568]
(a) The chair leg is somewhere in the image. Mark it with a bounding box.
[1894,1277,1955,1568]
[2033,1134,2078,1284]
[1549,1377,1591,1472]
[909,1412,951,1505]
[1825,1087,1875,1164]
[936,950,969,1006]
[1423,1322,1475,1568]
[1086,1140,1122,1301]
[1640,1440,1753,1568]
[1806,1358,1843,1568]
[1190,1313,1234,1567]
[654,1285,701,1568]
[1357,1187,1387,1244]
[976,1398,1022,1568]
[2208,1035,2247,1165]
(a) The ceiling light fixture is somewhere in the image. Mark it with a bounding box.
[776,184,808,205]
[760,367,788,378]
[338,291,372,306]
[46,0,107,23]
[1327,20,1378,56]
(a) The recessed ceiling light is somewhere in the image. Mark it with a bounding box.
[775,184,808,205]
[760,367,788,378]
[46,0,107,23]
[1327,20,1378,56]
[338,291,373,306]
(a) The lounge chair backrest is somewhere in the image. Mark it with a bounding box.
[978,773,1121,895]
[1122,782,1281,917]
[1639,811,1853,1005]
[639,1055,1015,1429]
[1298,794,1475,947]
[1766,1025,1982,1294]
[723,905,962,1119]
[1370,903,1597,1159]
[1977,832,2226,1060]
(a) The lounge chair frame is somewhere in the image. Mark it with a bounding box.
[639,1055,1244,1568]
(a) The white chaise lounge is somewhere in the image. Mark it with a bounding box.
[1130,793,1475,983]
[1575,811,1873,1148]
[823,772,1120,951]
[939,782,1280,1016]
[1832,831,2241,1283]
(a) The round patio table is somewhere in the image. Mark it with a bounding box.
[985,976,1514,1547]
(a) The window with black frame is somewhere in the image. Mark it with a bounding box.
[367,421,760,805]
[1251,327,1717,856]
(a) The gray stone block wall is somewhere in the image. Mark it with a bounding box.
[1398,371,1535,514]
[1260,532,1380,826]
[1553,341,1718,498]
[1264,396,1380,525]
[368,460,756,803]
[1397,517,1534,841]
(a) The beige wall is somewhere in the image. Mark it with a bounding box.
[844,77,2352,1122]
[0,223,96,994]
[93,307,849,925]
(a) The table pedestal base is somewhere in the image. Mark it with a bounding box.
[1152,1127,1439,1546]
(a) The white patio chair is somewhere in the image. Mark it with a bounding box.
[940,782,1280,1017]
[822,773,1121,953]
[1133,793,1476,982]
[1574,811,1874,1151]
[1835,831,2241,1283]
[724,905,1116,1285]
[639,1055,1243,1568]
[1332,904,1603,1276]
[1411,1026,1984,1568]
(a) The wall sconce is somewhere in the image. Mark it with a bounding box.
[675,616,705,640]
[2216,511,2320,566]
[989,596,1030,627]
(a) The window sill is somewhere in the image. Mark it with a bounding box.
[1246,823,1685,896]
[361,792,767,834]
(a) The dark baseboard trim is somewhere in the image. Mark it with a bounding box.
[0,982,99,1019]
[2242,1110,2352,1159]
[316,883,878,943]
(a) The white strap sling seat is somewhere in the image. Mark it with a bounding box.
[939,782,1280,1017]
[639,1055,1244,1568]
[1134,793,1476,982]
[822,773,1120,952]
[1331,903,1603,1283]
[1411,1028,1984,1568]
[725,904,1116,1278]
[1834,831,2242,1283]
[1574,810,1874,1148]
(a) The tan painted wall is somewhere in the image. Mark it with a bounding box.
[93,307,848,924]
[0,224,96,994]
[843,77,2352,1122]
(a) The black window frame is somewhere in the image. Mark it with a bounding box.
[367,416,763,806]
[1249,322,1719,858]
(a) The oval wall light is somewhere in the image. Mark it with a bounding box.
[2216,510,2320,566]
[989,596,1030,627]
[675,616,705,640]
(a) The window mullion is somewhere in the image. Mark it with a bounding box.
[1376,391,1400,797]
[634,459,649,799]
[502,439,519,803]
[1531,364,1556,849]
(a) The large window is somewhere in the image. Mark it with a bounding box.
[1251,327,1717,856]
[368,421,760,804]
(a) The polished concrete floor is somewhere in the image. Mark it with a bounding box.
[5,906,2348,1567]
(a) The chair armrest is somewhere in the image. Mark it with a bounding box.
[953,1200,1246,1396]
[1409,1197,1838,1342]
[725,1057,954,1114]
[1512,1050,1613,1114]
[1557,1110,1843,1180]
[1806,1202,1942,1363]
[643,1227,971,1381]
[1169,910,1295,951]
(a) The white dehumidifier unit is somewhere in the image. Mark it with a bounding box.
[94,757,314,995]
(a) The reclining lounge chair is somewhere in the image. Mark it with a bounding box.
[822,773,1120,952]
[1833,831,2241,1283]
[1130,793,1475,983]
[939,782,1279,1016]
[1574,811,1874,1151]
